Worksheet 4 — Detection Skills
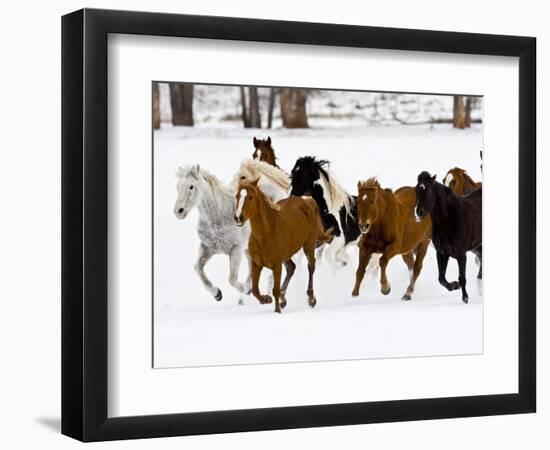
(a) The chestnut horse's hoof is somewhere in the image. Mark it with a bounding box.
[260,295,272,304]
[308,297,317,308]
[274,306,282,314]
[351,289,359,297]
[381,285,391,295]
[401,294,412,301]
[280,296,287,309]
[214,289,222,301]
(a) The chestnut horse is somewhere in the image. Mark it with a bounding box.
[352,178,432,300]
[443,167,482,196]
[234,179,331,313]
[252,136,279,168]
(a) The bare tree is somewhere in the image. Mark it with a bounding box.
[280,88,309,128]
[152,82,160,130]
[464,96,473,128]
[267,88,277,129]
[240,86,250,128]
[169,83,194,126]
[248,87,261,128]
[453,95,466,129]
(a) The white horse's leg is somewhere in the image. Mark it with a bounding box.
[366,253,381,278]
[324,235,345,270]
[315,245,325,265]
[194,243,222,301]
[228,246,248,294]
[334,245,350,267]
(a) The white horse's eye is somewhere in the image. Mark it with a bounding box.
[189,185,194,190]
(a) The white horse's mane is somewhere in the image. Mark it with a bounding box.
[177,165,232,207]
[237,159,290,192]
[318,169,353,215]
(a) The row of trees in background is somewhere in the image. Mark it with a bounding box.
[152,82,310,130]
[153,83,478,130]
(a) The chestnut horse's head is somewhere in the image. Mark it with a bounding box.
[234,178,260,226]
[252,136,277,166]
[415,171,437,222]
[443,167,474,196]
[356,178,382,234]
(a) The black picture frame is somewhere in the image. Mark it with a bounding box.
[62,8,536,442]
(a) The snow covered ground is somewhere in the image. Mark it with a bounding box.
[153,122,484,368]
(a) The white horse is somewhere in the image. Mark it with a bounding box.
[232,159,290,202]
[174,165,250,301]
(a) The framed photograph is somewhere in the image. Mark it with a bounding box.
[62,8,536,442]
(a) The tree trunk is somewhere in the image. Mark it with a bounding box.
[453,95,466,129]
[464,96,473,128]
[169,83,194,126]
[267,88,276,129]
[152,82,161,130]
[248,87,261,128]
[280,88,308,128]
[240,86,251,128]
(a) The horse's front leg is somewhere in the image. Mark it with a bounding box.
[228,246,248,294]
[194,243,222,301]
[251,261,272,305]
[436,251,460,291]
[279,259,296,309]
[379,243,400,295]
[352,243,372,297]
[457,253,469,303]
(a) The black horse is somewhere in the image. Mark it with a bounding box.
[290,156,360,267]
[414,171,482,303]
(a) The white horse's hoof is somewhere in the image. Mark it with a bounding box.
[214,289,222,301]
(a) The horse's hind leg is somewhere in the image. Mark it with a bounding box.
[473,245,482,279]
[457,253,469,303]
[272,263,283,313]
[280,259,296,309]
[402,239,429,300]
[303,242,317,308]
[194,244,222,301]
[436,252,460,292]
[228,246,248,294]
[401,252,415,300]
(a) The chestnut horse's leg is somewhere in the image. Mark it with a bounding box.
[457,253,469,303]
[272,263,282,313]
[280,259,296,309]
[379,244,400,295]
[251,261,272,305]
[402,239,429,300]
[303,243,317,308]
[352,243,372,297]
[436,252,460,291]
[194,243,222,301]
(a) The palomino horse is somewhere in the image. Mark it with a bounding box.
[234,179,331,313]
[415,171,482,303]
[352,178,432,300]
[174,165,250,301]
[252,136,280,168]
[443,167,482,196]
[233,159,290,203]
[290,156,379,273]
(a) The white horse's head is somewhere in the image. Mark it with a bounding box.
[174,165,202,219]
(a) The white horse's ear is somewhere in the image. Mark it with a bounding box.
[192,164,200,176]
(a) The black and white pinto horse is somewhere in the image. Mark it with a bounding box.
[290,156,379,273]
[414,171,482,303]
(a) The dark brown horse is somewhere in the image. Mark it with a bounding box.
[352,178,432,300]
[234,179,331,313]
[252,136,279,168]
[443,167,482,196]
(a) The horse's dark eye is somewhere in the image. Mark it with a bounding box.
[189,185,194,190]
[241,176,246,180]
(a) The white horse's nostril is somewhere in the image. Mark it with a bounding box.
[178,208,184,214]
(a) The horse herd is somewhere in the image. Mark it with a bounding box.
[174,137,482,314]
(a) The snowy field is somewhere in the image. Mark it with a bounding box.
[153,123,484,368]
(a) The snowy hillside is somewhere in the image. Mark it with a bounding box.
[153,121,484,368]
